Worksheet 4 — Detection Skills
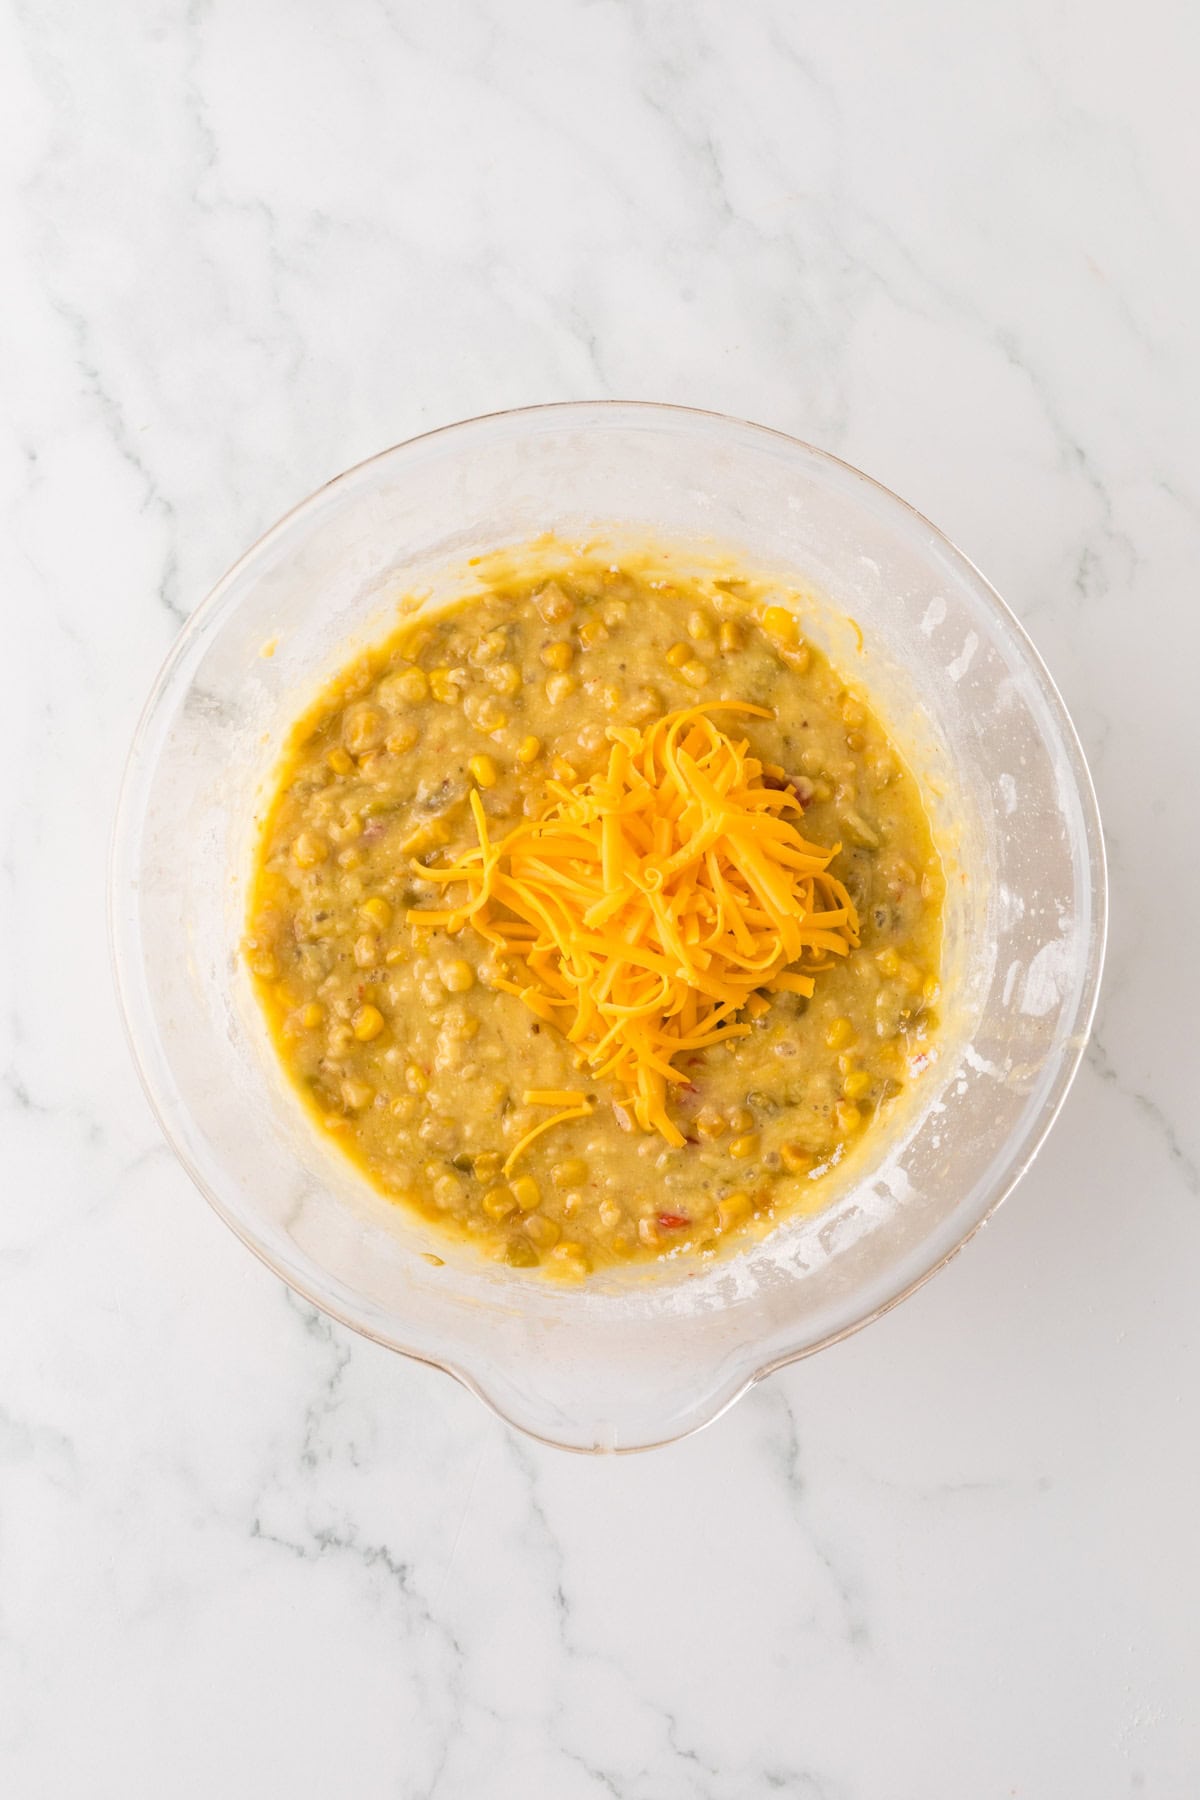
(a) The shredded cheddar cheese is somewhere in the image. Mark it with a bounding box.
[503,1102,595,1176]
[409,704,859,1146]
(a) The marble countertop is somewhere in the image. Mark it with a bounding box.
[4,3,1197,1794]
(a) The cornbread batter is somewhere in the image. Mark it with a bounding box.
[245,553,942,1274]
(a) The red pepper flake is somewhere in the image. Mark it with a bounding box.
[658,1212,690,1230]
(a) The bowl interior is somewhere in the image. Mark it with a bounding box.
[112,404,1104,1450]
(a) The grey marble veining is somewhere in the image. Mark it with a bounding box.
[2,1,1198,1794]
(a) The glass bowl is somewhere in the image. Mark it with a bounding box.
[110,402,1105,1452]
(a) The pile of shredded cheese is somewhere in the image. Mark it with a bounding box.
[409,704,859,1146]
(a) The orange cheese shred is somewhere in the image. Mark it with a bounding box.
[409,703,859,1144]
[503,1104,594,1176]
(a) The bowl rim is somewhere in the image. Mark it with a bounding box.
[109,398,1108,1453]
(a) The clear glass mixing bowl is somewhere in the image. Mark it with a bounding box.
[110,402,1105,1452]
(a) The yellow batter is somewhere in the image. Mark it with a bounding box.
[244,552,943,1275]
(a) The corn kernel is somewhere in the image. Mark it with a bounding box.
[482,1186,516,1220]
[548,1241,589,1275]
[836,1101,863,1132]
[392,667,429,703]
[327,746,354,775]
[717,1191,752,1230]
[341,1078,374,1110]
[360,896,392,930]
[471,695,508,733]
[401,816,451,854]
[517,735,541,765]
[473,1150,502,1182]
[300,1002,324,1029]
[441,959,475,993]
[511,1176,540,1212]
[354,933,379,968]
[353,1004,385,1042]
[386,725,418,754]
[248,949,279,980]
[876,947,901,977]
[535,582,573,623]
[825,1016,854,1050]
[430,1175,465,1213]
[524,1213,561,1249]
[487,661,522,697]
[843,1069,872,1100]
[292,830,328,868]
[545,673,575,705]
[502,1235,539,1267]
[541,640,574,671]
[779,1142,813,1174]
[470,628,507,666]
[761,605,798,644]
[719,620,742,652]
[687,609,713,640]
[551,1158,589,1189]
[429,668,463,704]
[578,617,609,648]
[729,1133,759,1160]
[343,706,385,754]
[666,641,691,669]
[468,754,497,789]
[637,1217,660,1247]
[629,685,661,721]
[405,1063,428,1094]
[696,1108,726,1140]
[727,1105,755,1133]
[680,659,709,688]
[837,1052,857,1076]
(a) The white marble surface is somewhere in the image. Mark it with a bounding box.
[3,1,1198,1793]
